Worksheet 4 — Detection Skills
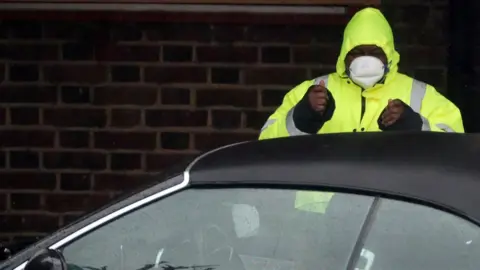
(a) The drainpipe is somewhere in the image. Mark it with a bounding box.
[447,0,477,132]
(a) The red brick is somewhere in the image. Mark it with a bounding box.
[10,151,39,169]
[60,173,92,191]
[261,46,291,63]
[44,65,108,83]
[0,107,5,125]
[163,45,193,62]
[246,25,343,44]
[146,153,195,172]
[196,89,257,108]
[292,46,340,65]
[212,110,242,129]
[389,26,416,45]
[43,22,85,39]
[0,172,56,190]
[310,68,337,78]
[0,215,59,233]
[0,64,4,83]
[414,68,446,91]
[10,107,39,125]
[212,24,247,42]
[244,67,307,85]
[59,131,90,148]
[194,133,257,151]
[196,46,258,63]
[10,193,41,210]
[144,67,207,83]
[395,26,446,46]
[60,85,91,104]
[0,25,5,39]
[7,21,42,39]
[397,46,446,67]
[94,132,157,150]
[161,88,190,105]
[45,194,111,212]
[0,194,6,211]
[261,89,289,107]
[110,109,141,127]
[111,23,143,41]
[245,110,274,130]
[0,86,57,104]
[43,151,107,170]
[145,110,207,127]
[211,68,240,84]
[9,64,39,82]
[44,108,107,128]
[382,5,430,27]
[0,151,5,168]
[93,173,151,191]
[245,25,291,43]
[62,42,95,61]
[96,45,160,62]
[0,130,54,147]
[420,28,447,46]
[7,44,59,61]
[145,23,211,42]
[160,132,190,150]
[111,66,140,82]
[111,153,143,171]
[93,86,157,106]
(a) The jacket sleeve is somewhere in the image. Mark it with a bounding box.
[420,85,464,133]
[259,81,313,140]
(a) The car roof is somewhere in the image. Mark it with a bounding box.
[189,132,480,223]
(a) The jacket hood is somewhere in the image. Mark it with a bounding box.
[336,7,400,82]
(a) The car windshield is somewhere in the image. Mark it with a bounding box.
[60,188,374,270]
[56,187,480,270]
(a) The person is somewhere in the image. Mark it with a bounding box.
[259,7,465,215]
[259,7,464,140]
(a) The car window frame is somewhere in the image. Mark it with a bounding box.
[2,142,237,270]
[6,185,480,270]
[1,173,187,270]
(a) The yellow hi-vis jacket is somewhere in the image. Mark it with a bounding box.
[259,8,465,214]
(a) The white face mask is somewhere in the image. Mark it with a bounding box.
[348,55,386,89]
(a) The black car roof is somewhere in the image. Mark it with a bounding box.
[189,132,480,223]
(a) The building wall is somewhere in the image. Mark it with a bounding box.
[0,1,448,242]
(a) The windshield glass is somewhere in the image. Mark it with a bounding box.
[60,188,374,270]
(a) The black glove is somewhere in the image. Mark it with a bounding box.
[293,86,336,134]
[378,100,423,131]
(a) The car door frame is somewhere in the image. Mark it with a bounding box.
[3,140,480,270]
[5,182,480,270]
[0,173,187,270]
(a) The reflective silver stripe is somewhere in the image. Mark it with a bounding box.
[436,123,455,132]
[410,79,430,131]
[314,75,329,86]
[286,107,308,136]
[261,119,276,132]
[285,75,329,136]
[410,79,427,113]
[420,115,431,131]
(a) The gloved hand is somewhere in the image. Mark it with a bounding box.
[293,80,336,134]
[307,80,330,114]
[378,99,423,131]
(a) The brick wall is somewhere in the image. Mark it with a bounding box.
[0,1,449,243]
